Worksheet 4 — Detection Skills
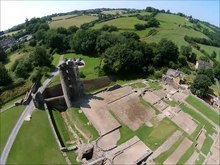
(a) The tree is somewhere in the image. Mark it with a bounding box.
[211,51,217,59]
[68,26,79,34]
[197,68,214,82]
[134,24,146,30]
[46,30,65,53]
[0,46,7,62]
[213,63,220,80]
[190,74,212,98]
[30,46,52,67]
[146,18,160,27]
[121,32,140,41]
[100,25,118,32]
[14,58,32,79]
[0,63,12,86]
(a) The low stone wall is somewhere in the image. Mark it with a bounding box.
[83,76,112,92]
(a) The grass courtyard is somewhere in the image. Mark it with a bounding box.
[7,110,66,164]
[0,106,25,154]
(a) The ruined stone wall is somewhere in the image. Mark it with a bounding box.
[83,76,111,92]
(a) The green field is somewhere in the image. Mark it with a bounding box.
[7,110,66,164]
[67,107,99,141]
[63,53,101,80]
[195,154,205,164]
[49,15,98,29]
[93,17,146,30]
[5,51,28,69]
[0,106,25,154]
[186,95,220,126]
[180,104,216,135]
[52,53,61,67]
[52,14,76,21]
[198,44,220,62]
[201,135,214,155]
[130,82,146,88]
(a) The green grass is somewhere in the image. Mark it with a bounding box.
[136,118,178,150]
[154,135,185,164]
[148,81,162,90]
[47,75,61,88]
[163,99,179,107]
[7,110,66,164]
[63,53,101,80]
[198,44,220,62]
[52,14,76,21]
[139,97,160,114]
[93,17,147,30]
[50,15,98,29]
[5,51,28,69]
[0,106,25,154]
[50,109,70,146]
[117,123,136,145]
[195,154,205,164]
[130,82,146,88]
[52,53,61,67]
[66,152,80,165]
[67,107,99,141]
[190,124,203,140]
[177,145,195,164]
[201,135,214,155]
[186,95,220,126]
[180,104,216,135]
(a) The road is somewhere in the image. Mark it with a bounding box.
[0,61,61,164]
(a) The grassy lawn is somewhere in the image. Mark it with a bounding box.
[195,154,205,164]
[201,135,214,155]
[63,53,101,80]
[0,106,25,154]
[7,110,66,164]
[180,104,216,135]
[50,15,97,29]
[67,107,99,141]
[190,124,203,140]
[130,82,146,88]
[147,81,162,90]
[186,95,220,126]
[177,145,196,164]
[136,118,178,150]
[50,109,70,146]
[198,44,220,62]
[52,53,61,67]
[47,75,61,88]
[117,123,136,145]
[154,135,185,164]
[93,17,146,30]
[163,99,179,107]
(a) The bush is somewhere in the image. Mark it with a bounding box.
[134,24,146,30]
[79,71,86,78]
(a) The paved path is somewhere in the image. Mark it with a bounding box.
[0,59,62,164]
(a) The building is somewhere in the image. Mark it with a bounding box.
[195,60,212,70]
[162,69,184,88]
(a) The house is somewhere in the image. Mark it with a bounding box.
[162,69,184,88]
[195,60,212,70]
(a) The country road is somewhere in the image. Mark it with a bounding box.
[0,57,62,165]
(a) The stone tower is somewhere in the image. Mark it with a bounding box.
[59,59,84,108]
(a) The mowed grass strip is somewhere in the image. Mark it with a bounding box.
[67,107,99,141]
[154,135,185,164]
[180,104,216,135]
[63,53,101,80]
[0,106,25,154]
[7,110,66,164]
[195,154,205,164]
[49,15,97,29]
[148,81,162,90]
[47,75,61,88]
[201,135,214,155]
[186,95,220,126]
[50,109,70,146]
[177,145,196,164]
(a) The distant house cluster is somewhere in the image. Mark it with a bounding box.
[195,60,212,70]
[0,34,32,49]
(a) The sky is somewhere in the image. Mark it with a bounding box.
[0,0,219,31]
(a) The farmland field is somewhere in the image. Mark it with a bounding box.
[93,17,146,30]
[0,106,25,154]
[7,110,66,164]
[52,14,76,21]
[49,15,98,29]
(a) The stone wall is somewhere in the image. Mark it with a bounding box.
[43,84,63,98]
[83,76,111,92]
